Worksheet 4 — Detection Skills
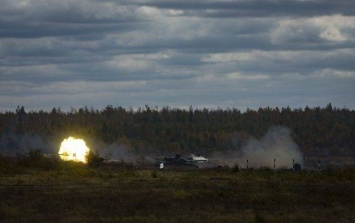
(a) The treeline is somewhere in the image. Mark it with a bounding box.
[0,104,354,156]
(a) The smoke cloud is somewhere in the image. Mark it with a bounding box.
[212,126,304,169]
[90,141,154,164]
[95,143,137,163]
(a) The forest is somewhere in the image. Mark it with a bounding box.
[0,103,354,157]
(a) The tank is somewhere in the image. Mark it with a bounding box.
[155,154,208,167]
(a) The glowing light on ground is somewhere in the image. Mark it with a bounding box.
[58,137,90,163]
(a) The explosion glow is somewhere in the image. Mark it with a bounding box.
[58,137,90,163]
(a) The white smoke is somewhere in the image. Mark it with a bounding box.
[90,141,154,164]
[95,143,137,162]
[213,126,304,169]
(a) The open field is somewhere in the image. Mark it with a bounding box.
[0,160,355,223]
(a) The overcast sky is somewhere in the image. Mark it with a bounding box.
[1,0,354,112]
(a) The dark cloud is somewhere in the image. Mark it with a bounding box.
[0,0,146,39]
[141,0,355,17]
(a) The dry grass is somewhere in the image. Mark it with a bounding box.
[0,159,355,222]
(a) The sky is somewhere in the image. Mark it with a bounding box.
[1,0,355,112]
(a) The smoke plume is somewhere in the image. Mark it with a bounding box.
[95,144,137,162]
[213,126,304,169]
[90,141,154,164]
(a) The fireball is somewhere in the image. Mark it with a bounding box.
[59,137,90,163]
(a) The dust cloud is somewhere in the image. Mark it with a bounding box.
[212,126,304,169]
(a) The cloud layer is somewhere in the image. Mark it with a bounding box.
[1,0,354,111]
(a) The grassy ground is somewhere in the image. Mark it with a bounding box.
[0,159,355,222]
